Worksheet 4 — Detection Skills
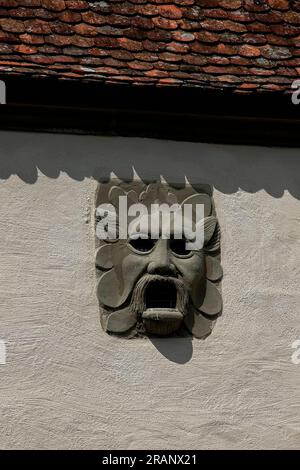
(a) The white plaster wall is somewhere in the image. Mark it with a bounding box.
[0,131,299,450]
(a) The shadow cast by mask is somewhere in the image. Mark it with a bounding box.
[150,336,193,364]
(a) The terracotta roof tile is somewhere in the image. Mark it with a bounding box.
[0,0,300,92]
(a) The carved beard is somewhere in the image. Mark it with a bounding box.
[130,274,190,336]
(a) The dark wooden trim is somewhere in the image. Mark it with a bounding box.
[0,75,299,147]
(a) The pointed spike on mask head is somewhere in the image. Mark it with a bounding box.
[160,175,168,185]
[109,171,121,184]
[185,176,192,187]
[132,166,143,183]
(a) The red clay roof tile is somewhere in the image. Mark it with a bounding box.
[0,0,299,92]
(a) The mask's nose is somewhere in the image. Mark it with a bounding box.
[147,239,176,276]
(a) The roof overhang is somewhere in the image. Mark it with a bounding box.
[0,75,299,147]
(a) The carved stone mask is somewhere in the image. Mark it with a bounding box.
[95,173,222,338]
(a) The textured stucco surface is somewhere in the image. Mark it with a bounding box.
[0,131,299,450]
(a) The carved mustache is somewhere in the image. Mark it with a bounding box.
[130,274,189,318]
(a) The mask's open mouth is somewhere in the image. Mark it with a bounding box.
[144,280,177,309]
[141,279,184,336]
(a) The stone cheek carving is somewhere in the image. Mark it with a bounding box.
[95,174,222,339]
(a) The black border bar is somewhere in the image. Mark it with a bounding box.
[0,450,298,465]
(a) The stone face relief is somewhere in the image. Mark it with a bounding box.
[95,173,222,338]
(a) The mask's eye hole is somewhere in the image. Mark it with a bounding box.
[170,238,191,256]
[129,238,155,253]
